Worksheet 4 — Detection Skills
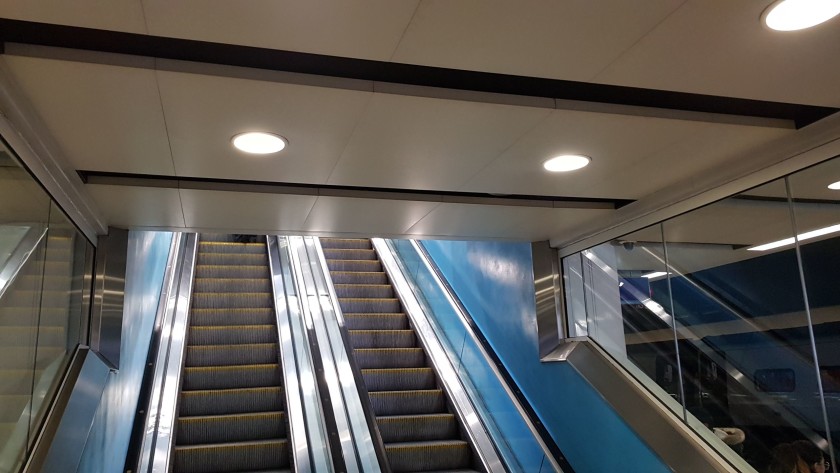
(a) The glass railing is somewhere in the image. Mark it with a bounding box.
[385,238,563,472]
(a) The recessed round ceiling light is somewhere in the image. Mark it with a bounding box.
[543,155,591,173]
[828,180,840,190]
[231,132,287,154]
[763,0,840,31]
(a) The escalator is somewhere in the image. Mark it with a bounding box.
[320,238,484,473]
[172,234,291,473]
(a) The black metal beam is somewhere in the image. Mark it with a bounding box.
[1,18,836,128]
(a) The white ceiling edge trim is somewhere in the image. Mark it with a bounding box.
[0,59,107,243]
[555,111,840,257]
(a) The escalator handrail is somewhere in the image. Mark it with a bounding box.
[372,238,507,473]
[0,224,47,302]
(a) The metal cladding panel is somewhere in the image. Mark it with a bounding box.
[90,227,128,368]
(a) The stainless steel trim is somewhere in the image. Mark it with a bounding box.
[543,339,749,473]
[310,236,389,473]
[408,239,565,472]
[531,241,566,357]
[372,238,506,473]
[0,225,46,301]
[23,347,112,473]
[89,227,128,368]
[135,232,185,473]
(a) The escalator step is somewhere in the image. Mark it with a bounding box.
[339,297,401,313]
[334,284,394,298]
[329,271,388,284]
[180,387,284,417]
[0,370,38,395]
[0,307,68,327]
[343,313,408,330]
[177,411,286,445]
[198,242,267,254]
[350,330,415,349]
[173,439,289,473]
[190,308,275,327]
[182,364,281,391]
[377,414,458,443]
[188,325,276,345]
[325,259,382,272]
[320,238,372,249]
[362,368,436,391]
[196,253,268,266]
[0,347,64,370]
[0,395,29,422]
[194,278,272,293]
[369,390,446,416]
[385,440,472,472]
[355,348,425,369]
[322,249,377,260]
[186,343,278,367]
[194,265,270,279]
[0,326,65,347]
[191,293,273,309]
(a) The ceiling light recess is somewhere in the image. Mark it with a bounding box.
[748,223,840,251]
[543,154,591,173]
[828,180,840,190]
[763,0,840,31]
[231,132,287,154]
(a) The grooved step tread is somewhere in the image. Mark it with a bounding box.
[175,438,288,452]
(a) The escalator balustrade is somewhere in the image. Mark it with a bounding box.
[320,238,484,473]
[173,234,291,473]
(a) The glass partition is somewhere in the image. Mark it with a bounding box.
[0,140,94,472]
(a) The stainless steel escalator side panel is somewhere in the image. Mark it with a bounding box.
[371,238,506,473]
[309,236,388,473]
[0,225,46,301]
[137,232,197,473]
[406,239,565,473]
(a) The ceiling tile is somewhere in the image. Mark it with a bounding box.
[143,0,419,60]
[328,93,551,190]
[594,0,840,106]
[156,70,372,183]
[3,56,175,174]
[392,0,682,80]
[180,189,316,232]
[0,0,147,33]
[86,185,185,228]
[461,109,791,199]
[303,197,438,235]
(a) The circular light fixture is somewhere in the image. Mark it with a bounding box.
[762,0,840,31]
[543,155,591,173]
[231,132,287,154]
[828,180,840,190]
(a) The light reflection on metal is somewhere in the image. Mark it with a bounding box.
[373,239,507,473]
[0,225,45,301]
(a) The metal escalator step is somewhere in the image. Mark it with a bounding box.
[355,348,425,369]
[343,313,408,330]
[385,440,472,472]
[0,347,64,370]
[182,364,281,391]
[186,343,278,367]
[322,248,377,261]
[190,308,275,326]
[334,284,394,298]
[0,369,36,395]
[173,438,289,473]
[0,326,65,347]
[362,368,436,391]
[325,259,382,272]
[319,238,372,249]
[191,293,273,309]
[0,395,29,422]
[339,297,401,313]
[198,241,267,254]
[194,265,270,279]
[0,308,71,327]
[177,411,286,445]
[180,386,284,417]
[377,414,458,443]
[349,330,415,349]
[196,253,268,266]
[0,422,15,448]
[330,270,388,285]
[194,278,272,293]
[369,390,446,416]
[189,325,276,346]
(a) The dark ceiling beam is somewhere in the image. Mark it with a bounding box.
[0,18,836,129]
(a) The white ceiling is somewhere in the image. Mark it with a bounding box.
[0,1,839,242]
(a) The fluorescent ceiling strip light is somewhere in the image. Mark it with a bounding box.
[748,223,840,251]
[641,271,669,279]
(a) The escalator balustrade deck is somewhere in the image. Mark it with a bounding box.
[173,234,291,473]
[321,238,484,473]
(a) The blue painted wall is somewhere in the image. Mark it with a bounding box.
[422,239,670,473]
[78,231,173,473]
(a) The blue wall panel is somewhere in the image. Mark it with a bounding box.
[78,231,173,473]
[422,239,670,473]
